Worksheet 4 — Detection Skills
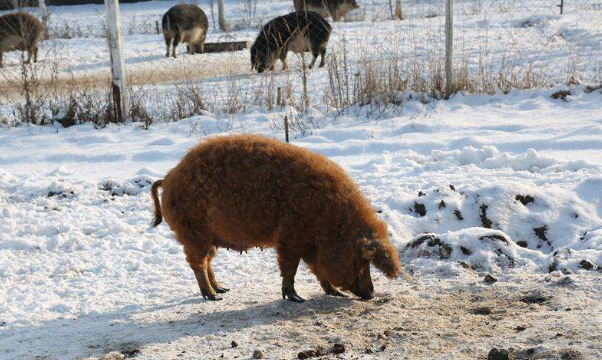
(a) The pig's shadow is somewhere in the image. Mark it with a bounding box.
[2,293,354,359]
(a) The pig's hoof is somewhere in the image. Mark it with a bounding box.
[200,288,222,301]
[214,286,230,294]
[282,289,305,303]
[286,294,305,303]
[203,294,222,301]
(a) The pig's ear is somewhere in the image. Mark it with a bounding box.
[363,238,402,279]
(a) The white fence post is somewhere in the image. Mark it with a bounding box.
[218,0,227,31]
[445,0,454,97]
[38,0,47,17]
[38,0,50,39]
[104,0,128,122]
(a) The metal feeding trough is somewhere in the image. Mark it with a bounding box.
[187,41,251,54]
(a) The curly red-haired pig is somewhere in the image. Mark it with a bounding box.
[151,135,401,302]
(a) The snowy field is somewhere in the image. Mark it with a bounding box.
[1,0,602,359]
[1,0,602,111]
[2,86,602,359]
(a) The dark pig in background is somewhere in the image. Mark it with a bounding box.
[250,11,331,73]
[162,4,209,58]
[294,0,359,22]
[0,12,44,68]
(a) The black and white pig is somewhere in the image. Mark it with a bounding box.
[162,4,209,58]
[250,11,331,73]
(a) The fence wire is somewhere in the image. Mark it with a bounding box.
[1,0,602,125]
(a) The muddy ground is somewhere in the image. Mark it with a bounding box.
[54,271,602,360]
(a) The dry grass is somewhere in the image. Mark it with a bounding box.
[2,2,602,127]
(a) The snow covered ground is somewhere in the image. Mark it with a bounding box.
[1,0,602,359]
[1,85,602,359]
[1,0,601,109]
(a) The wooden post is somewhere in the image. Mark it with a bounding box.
[558,0,564,15]
[104,0,128,122]
[209,0,216,30]
[445,0,454,97]
[38,0,50,40]
[284,116,289,143]
[277,87,282,107]
[38,0,47,17]
[217,0,227,31]
[394,0,404,20]
[300,54,309,112]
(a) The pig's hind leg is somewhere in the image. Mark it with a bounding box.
[318,45,327,68]
[179,234,221,300]
[208,247,229,293]
[171,31,181,58]
[279,51,288,70]
[164,33,173,58]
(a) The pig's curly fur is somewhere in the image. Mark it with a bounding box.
[152,134,401,295]
[0,12,44,67]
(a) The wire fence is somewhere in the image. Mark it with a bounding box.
[450,0,602,86]
[1,0,602,125]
